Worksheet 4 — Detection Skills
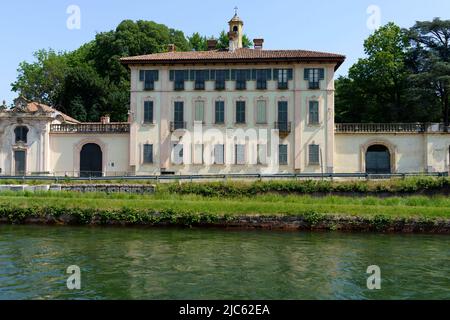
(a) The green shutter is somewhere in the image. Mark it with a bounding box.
[287,69,293,80]
[304,68,310,80]
[246,69,251,80]
[273,69,279,80]
[152,70,159,81]
[225,69,230,80]
[266,69,272,80]
[231,69,236,80]
[169,70,174,81]
[139,70,145,81]
[184,70,189,80]
[319,68,325,80]
[210,70,216,80]
[204,70,210,81]
[190,70,195,81]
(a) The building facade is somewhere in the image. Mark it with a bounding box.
[1,14,450,177]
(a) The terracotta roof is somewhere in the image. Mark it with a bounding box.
[121,48,346,70]
[24,101,80,123]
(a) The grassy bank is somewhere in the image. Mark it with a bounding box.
[0,190,450,232]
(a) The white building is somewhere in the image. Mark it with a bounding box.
[1,14,449,177]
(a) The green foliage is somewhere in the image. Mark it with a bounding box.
[215,30,253,49]
[188,32,208,51]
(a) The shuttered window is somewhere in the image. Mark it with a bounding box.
[256,100,267,124]
[235,144,246,165]
[304,68,324,89]
[279,144,288,165]
[143,144,153,164]
[194,100,205,122]
[236,101,246,124]
[215,101,225,124]
[274,69,293,89]
[309,101,319,124]
[309,144,320,165]
[139,70,159,90]
[214,144,224,164]
[144,101,154,123]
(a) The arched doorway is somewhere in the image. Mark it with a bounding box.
[365,145,391,174]
[80,143,103,177]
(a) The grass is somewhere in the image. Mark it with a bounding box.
[1,190,450,219]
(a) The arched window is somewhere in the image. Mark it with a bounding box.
[14,126,29,143]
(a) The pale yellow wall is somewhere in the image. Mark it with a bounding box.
[49,134,130,176]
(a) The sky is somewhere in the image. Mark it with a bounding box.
[0,0,449,105]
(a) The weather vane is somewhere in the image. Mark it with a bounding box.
[234,6,238,15]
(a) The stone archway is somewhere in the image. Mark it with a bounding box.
[360,140,396,173]
[74,138,107,177]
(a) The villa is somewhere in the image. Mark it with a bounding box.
[1,14,449,177]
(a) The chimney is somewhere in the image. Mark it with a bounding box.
[167,44,176,52]
[207,39,217,51]
[100,115,110,124]
[253,38,264,50]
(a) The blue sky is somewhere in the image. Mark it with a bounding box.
[0,0,449,105]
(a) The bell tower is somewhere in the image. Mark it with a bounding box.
[228,7,244,51]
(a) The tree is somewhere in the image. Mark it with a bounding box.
[11,49,68,106]
[216,30,253,50]
[69,96,87,122]
[408,18,450,127]
[335,22,441,123]
[188,32,207,51]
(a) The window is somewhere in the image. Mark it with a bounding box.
[14,126,28,143]
[309,144,320,165]
[214,144,225,164]
[139,70,159,91]
[215,101,225,124]
[194,100,205,122]
[172,143,183,164]
[274,69,293,89]
[277,101,289,131]
[143,144,153,163]
[236,101,246,124]
[256,100,267,124]
[279,144,288,165]
[309,101,319,124]
[191,70,209,90]
[253,69,271,90]
[235,144,246,165]
[257,144,267,165]
[304,68,324,89]
[170,70,189,90]
[173,101,184,130]
[194,144,204,164]
[144,101,154,123]
[211,70,229,90]
[233,69,250,90]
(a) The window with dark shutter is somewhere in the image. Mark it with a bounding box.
[309,101,319,124]
[143,144,153,164]
[214,70,229,90]
[305,68,324,89]
[255,69,269,90]
[235,70,249,90]
[309,144,320,165]
[276,69,292,89]
[215,101,225,124]
[144,101,154,123]
[279,144,288,165]
[173,70,187,90]
[236,101,246,124]
[140,70,159,91]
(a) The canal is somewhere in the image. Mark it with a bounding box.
[0,225,449,299]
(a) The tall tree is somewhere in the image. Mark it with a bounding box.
[408,18,450,127]
[188,32,208,51]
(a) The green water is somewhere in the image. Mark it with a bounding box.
[0,225,449,300]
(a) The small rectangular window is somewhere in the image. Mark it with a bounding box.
[309,144,320,165]
[144,101,154,123]
[143,144,153,163]
[215,101,225,124]
[214,70,228,90]
[140,70,158,91]
[309,101,319,124]
[305,68,324,89]
[235,144,246,165]
[276,69,292,89]
[235,70,248,90]
[214,144,224,165]
[279,144,288,165]
[236,101,246,124]
[256,100,267,124]
[194,100,205,122]
[174,70,187,90]
[255,69,268,90]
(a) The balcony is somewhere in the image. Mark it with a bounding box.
[50,123,130,134]
[335,123,427,133]
[274,121,292,136]
[170,121,187,132]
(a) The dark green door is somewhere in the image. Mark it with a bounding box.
[366,145,391,174]
[174,102,184,129]
[80,143,103,177]
[277,101,288,131]
[14,150,26,176]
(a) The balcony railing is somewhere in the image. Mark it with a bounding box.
[335,123,427,133]
[274,121,292,135]
[50,123,130,134]
[170,121,187,132]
